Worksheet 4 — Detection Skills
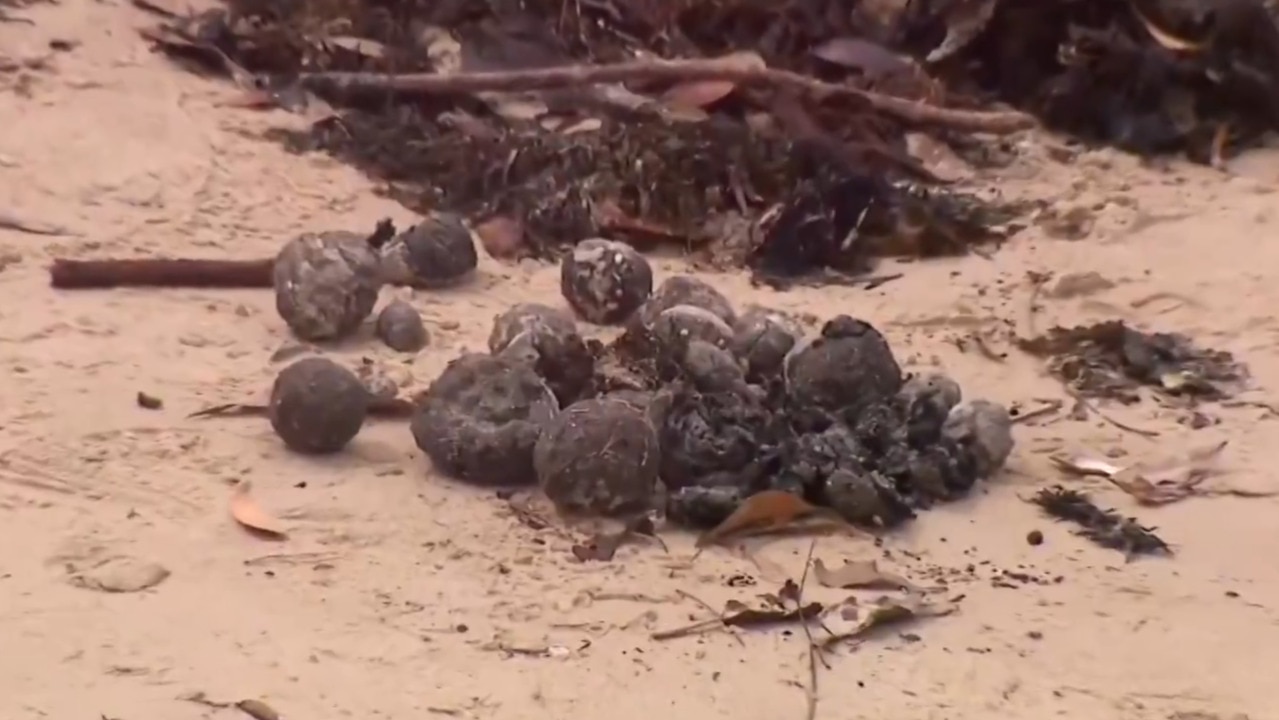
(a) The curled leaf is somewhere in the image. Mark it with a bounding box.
[813,558,922,592]
[811,37,911,79]
[230,481,287,539]
[661,79,736,110]
[1131,4,1202,52]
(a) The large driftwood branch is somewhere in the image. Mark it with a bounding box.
[297,54,1035,135]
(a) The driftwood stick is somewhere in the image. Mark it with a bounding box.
[297,54,1035,135]
[50,258,273,289]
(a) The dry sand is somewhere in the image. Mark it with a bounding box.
[3,3,1279,719]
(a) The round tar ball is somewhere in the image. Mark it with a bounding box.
[731,307,800,381]
[376,300,430,353]
[534,397,659,517]
[411,353,559,486]
[636,275,737,329]
[379,212,478,289]
[784,315,903,416]
[273,231,383,342]
[269,357,369,455]
[560,238,653,324]
[942,399,1014,478]
[651,304,735,351]
[488,303,579,355]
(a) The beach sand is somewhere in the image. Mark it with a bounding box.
[2,3,1278,719]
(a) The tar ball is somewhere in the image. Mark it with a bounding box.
[488,303,578,355]
[651,305,734,351]
[731,307,800,381]
[822,468,890,525]
[659,387,773,490]
[379,212,479,289]
[677,340,752,395]
[375,300,430,353]
[273,231,383,342]
[636,275,737,328]
[269,357,369,455]
[898,372,962,446]
[560,238,653,324]
[942,399,1014,478]
[533,397,659,517]
[784,315,904,416]
[411,353,559,486]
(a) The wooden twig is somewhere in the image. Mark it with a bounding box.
[297,54,1035,135]
[796,540,822,720]
[49,257,273,289]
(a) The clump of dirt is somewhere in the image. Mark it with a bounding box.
[1018,320,1248,402]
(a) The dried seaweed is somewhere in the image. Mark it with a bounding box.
[1030,485,1172,559]
[1018,320,1248,403]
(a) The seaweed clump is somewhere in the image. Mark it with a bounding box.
[1031,486,1172,558]
[1018,320,1247,402]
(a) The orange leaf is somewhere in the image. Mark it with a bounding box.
[661,79,737,110]
[472,215,527,260]
[230,481,287,539]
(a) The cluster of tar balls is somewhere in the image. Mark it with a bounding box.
[268,232,1016,531]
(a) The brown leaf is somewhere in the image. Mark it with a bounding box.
[813,558,921,592]
[235,699,281,720]
[1131,5,1203,52]
[473,215,526,260]
[572,516,665,561]
[230,481,287,539]
[823,595,955,647]
[661,79,736,110]
[810,37,911,79]
[695,490,824,548]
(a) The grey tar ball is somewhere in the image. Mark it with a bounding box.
[560,238,653,324]
[488,303,578,355]
[534,397,659,517]
[376,301,429,353]
[411,353,559,486]
[379,213,478,289]
[273,231,383,342]
[269,357,369,455]
[731,307,799,381]
[784,315,904,415]
[636,275,737,329]
[942,399,1014,478]
[651,304,734,351]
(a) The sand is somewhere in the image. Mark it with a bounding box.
[2,3,1278,719]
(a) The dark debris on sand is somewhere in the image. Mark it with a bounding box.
[413,265,1015,532]
[1031,486,1172,559]
[1018,320,1248,403]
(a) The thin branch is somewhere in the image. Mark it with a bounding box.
[796,539,821,720]
[297,54,1036,135]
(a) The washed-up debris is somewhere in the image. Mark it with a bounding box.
[1030,486,1171,558]
[571,516,667,562]
[1051,440,1277,505]
[63,554,170,593]
[269,357,368,455]
[131,1,1037,284]
[407,271,1014,535]
[1018,320,1248,403]
[229,480,287,539]
[812,558,923,592]
[375,300,429,353]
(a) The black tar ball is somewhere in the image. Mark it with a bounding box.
[534,396,659,516]
[784,315,903,416]
[731,307,799,381]
[411,353,559,486]
[376,300,430,353]
[379,212,479,289]
[488,303,579,355]
[560,238,653,324]
[636,275,737,329]
[269,357,369,455]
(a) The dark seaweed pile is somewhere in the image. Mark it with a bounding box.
[1031,486,1172,558]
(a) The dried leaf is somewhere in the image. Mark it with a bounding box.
[1131,5,1202,52]
[926,0,999,63]
[661,79,736,110]
[473,216,526,260]
[136,391,164,410]
[810,37,911,79]
[235,699,281,720]
[823,594,955,646]
[812,558,921,592]
[230,481,287,539]
[1049,454,1123,478]
[322,35,387,59]
[1051,442,1270,505]
[572,516,665,561]
[695,490,846,548]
